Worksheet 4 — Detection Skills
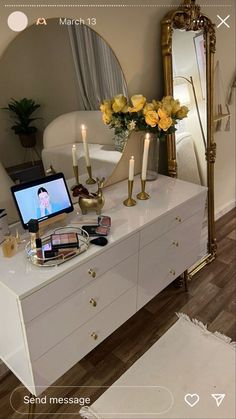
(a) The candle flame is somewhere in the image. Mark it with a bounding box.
[131,156,134,159]
[81,124,86,130]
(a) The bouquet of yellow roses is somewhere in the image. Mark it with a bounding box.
[100,94,189,140]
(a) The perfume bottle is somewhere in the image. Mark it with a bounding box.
[2,236,17,258]
[28,219,40,254]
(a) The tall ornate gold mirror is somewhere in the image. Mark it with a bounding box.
[161,0,217,276]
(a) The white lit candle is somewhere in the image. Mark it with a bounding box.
[72,144,77,166]
[81,124,91,167]
[141,134,150,180]
[129,156,135,181]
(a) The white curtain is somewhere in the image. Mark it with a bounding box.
[68,25,128,110]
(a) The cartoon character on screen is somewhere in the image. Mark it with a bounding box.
[36,187,60,218]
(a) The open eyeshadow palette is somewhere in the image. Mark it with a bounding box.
[82,215,111,237]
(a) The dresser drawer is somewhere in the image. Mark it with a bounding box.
[31,287,137,393]
[140,192,206,248]
[25,253,138,361]
[137,212,203,309]
[21,233,139,322]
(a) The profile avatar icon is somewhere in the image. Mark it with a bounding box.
[36,17,47,25]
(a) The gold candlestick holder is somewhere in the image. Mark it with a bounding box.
[86,166,96,185]
[123,180,136,207]
[137,179,150,200]
[71,165,80,190]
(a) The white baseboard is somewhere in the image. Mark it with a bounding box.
[215,200,236,221]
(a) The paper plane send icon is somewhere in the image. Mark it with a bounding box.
[211,394,225,407]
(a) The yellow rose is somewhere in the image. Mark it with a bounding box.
[176,106,189,119]
[100,100,112,113]
[112,94,128,113]
[145,110,159,127]
[161,103,172,116]
[161,96,181,116]
[162,95,173,103]
[161,96,174,115]
[152,99,162,111]
[143,103,155,115]
[158,116,173,131]
[129,94,146,112]
[158,108,168,119]
[170,99,181,115]
[102,110,113,124]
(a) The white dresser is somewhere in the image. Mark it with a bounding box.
[0,175,207,396]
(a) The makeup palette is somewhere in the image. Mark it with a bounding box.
[82,215,111,238]
[51,232,79,250]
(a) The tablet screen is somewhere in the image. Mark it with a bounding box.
[11,173,73,229]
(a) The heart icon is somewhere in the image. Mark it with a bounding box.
[184,393,200,407]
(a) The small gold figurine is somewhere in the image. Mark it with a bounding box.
[79,177,105,215]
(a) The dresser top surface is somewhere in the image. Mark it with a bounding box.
[0,175,207,299]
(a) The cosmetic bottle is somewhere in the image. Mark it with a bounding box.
[36,237,43,259]
[2,236,17,258]
[28,219,40,254]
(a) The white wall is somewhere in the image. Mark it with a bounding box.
[0,0,235,216]
[207,4,236,218]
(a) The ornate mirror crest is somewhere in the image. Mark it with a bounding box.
[161,0,217,277]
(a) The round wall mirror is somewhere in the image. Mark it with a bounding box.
[0,18,128,185]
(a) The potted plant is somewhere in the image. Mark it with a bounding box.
[2,98,41,148]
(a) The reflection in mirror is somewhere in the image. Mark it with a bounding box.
[0,19,128,185]
[173,29,207,186]
[172,29,208,258]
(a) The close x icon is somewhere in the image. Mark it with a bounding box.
[217,15,230,28]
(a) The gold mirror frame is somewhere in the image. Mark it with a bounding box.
[161,0,217,277]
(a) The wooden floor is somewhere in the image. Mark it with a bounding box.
[1,208,235,418]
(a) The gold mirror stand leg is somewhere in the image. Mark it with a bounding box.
[28,393,36,419]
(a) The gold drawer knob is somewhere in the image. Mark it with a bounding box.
[172,240,179,247]
[88,269,97,278]
[90,298,97,307]
[175,216,182,222]
[169,269,176,276]
[91,332,98,340]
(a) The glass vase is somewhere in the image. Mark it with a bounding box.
[143,133,159,181]
[113,129,129,152]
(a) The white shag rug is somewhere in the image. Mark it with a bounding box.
[80,313,235,419]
